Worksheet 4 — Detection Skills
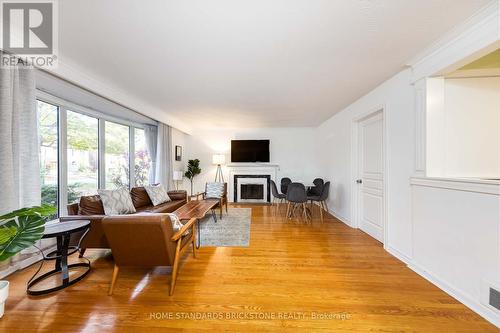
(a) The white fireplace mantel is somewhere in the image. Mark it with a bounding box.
[227,163,279,203]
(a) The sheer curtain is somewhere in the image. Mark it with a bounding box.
[154,123,173,189]
[0,60,40,214]
[144,125,158,184]
[0,59,42,275]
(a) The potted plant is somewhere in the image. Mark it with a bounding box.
[0,205,56,317]
[184,159,202,196]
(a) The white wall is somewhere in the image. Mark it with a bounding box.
[427,76,500,178]
[411,179,500,324]
[316,69,500,326]
[317,69,415,258]
[182,127,322,195]
[171,127,189,177]
[443,77,500,177]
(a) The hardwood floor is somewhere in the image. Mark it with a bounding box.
[1,204,496,332]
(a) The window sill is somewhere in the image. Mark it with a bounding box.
[410,176,500,195]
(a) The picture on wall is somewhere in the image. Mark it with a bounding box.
[175,145,182,161]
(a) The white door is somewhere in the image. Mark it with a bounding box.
[357,111,384,242]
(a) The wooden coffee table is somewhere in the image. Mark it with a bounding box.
[174,199,219,248]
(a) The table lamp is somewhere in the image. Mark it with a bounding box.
[173,170,184,190]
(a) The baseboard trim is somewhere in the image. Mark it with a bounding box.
[408,262,500,328]
[385,246,412,266]
[327,209,353,227]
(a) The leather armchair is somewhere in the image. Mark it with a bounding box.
[101,214,197,296]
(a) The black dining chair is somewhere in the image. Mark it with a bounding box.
[270,180,286,207]
[280,177,292,195]
[308,181,330,222]
[307,178,324,196]
[285,183,310,221]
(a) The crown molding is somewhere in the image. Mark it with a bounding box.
[43,59,193,134]
[407,0,500,82]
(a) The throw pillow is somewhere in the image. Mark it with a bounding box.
[97,188,136,215]
[205,182,225,198]
[144,184,171,206]
[166,213,190,236]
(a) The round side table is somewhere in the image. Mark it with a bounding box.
[27,220,91,296]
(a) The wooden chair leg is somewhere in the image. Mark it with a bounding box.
[192,226,197,258]
[323,200,329,214]
[108,265,119,296]
[219,199,223,218]
[286,202,291,219]
[302,203,307,221]
[319,202,324,223]
[225,201,228,213]
[170,240,182,296]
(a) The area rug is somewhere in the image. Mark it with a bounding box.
[197,208,251,247]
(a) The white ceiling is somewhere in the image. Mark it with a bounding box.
[58,0,490,130]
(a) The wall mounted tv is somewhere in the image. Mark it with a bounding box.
[231,140,270,162]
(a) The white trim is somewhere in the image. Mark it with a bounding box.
[42,61,192,134]
[37,90,150,130]
[386,246,412,266]
[410,177,500,195]
[408,0,500,82]
[328,209,352,227]
[129,127,135,188]
[98,119,106,189]
[408,261,500,328]
[350,105,389,247]
[57,107,68,215]
[413,78,427,176]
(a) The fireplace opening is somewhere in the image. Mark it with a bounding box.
[241,184,264,200]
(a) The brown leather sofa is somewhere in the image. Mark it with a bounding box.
[61,187,187,253]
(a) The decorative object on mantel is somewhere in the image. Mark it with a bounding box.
[0,205,56,317]
[212,154,225,182]
[175,145,182,161]
[184,159,202,196]
[173,170,184,190]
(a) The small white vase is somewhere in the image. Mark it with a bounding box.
[0,280,9,318]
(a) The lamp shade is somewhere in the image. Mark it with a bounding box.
[173,170,184,181]
[212,154,225,165]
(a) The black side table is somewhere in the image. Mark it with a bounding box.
[27,220,91,295]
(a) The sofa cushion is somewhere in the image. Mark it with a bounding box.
[167,190,186,201]
[151,200,186,213]
[134,205,156,213]
[144,184,171,206]
[130,187,153,208]
[78,195,105,215]
[97,188,137,215]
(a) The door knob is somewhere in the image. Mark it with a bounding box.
[356,179,362,184]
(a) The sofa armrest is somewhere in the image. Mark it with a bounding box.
[60,215,106,222]
[172,218,197,241]
[168,190,187,201]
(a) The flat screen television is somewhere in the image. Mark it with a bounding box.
[231,140,270,162]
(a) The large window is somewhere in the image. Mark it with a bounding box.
[105,121,130,189]
[36,96,155,215]
[38,100,59,216]
[134,128,152,186]
[67,111,99,202]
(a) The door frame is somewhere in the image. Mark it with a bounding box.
[350,105,388,247]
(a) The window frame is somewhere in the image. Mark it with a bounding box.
[36,90,154,216]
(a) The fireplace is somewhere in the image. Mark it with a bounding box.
[241,184,264,200]
[234,175,271,203]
